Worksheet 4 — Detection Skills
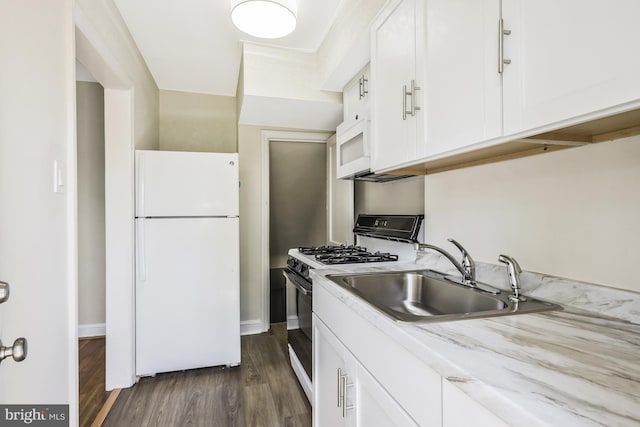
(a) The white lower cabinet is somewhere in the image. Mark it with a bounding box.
[314,283,511,427]
[442,380,509,427]
[313,315,417,426]
[314,284,442,426]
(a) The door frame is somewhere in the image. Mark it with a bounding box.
[74,4,137,390]
[259,131,333,332]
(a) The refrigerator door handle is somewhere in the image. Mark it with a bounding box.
[138,152,145,217]
[137,220,146,282]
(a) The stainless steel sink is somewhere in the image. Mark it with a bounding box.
[326,270,561,323]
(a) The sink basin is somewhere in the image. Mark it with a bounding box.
[326,270,561,323]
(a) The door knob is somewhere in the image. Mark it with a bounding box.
[0,338,28,364]
[0,281,9,304]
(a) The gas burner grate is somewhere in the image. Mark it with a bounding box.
[298,245,367,256]
[315,251,399,265]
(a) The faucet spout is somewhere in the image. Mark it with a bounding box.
[447,239,476,284]
[414,239,476,286]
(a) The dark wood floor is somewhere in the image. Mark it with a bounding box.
[79,337,111,427]
[103,324,311,427]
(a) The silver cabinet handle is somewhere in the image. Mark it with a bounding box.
[0,337,28,364]
[403,84,408,120]
[0,281,9,304]
[411,80,421,116]
[337,368,342,407]
[404,81,421,120]
[498,18,512,73]
[341,372,354,417]
[359,76,368,100]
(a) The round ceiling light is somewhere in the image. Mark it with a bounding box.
[231,0,297,39]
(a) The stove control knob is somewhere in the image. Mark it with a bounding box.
[287,257,296,268]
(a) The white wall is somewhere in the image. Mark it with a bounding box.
[159,90,237,152]
[355,177,425,216]
[425,135,640,293]
[76,0,159,150]
[239,43,343,131]
[76,82,106,328]
[317,0,387,91]
[238,125,331,326]
[238,125,265,323]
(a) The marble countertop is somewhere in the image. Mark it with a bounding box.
[311,260,640,427]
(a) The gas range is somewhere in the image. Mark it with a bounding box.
[284,214,424,403]
[286,245,399,284]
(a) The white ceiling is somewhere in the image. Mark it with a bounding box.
[113,0,344,96]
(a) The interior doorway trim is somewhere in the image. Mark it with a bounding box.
[74,3,137,390]
[260,130,333,332]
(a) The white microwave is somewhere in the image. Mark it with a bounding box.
[336,117,370,179]
[336,117,412,182]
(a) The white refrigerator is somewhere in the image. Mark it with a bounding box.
[135,150,240,376]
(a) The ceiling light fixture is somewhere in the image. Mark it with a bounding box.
[231,0,297,39]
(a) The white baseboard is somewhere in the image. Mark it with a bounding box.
[78,323,106,338]
[287,315,299,329]
[240,319,265,336]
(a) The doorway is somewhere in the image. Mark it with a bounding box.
[269,140,327,325]
[259,131,332,331]
[76,61,109,426]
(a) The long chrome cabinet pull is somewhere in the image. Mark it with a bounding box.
[337,368,343,407]
[402,85,408,120]
[359,76,369,99]
[411,80,421,116]
[341,374,354,417]
[403,81,421,120]
[498,18,512,73]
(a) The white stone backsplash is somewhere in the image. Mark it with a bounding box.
[415,251,640,325]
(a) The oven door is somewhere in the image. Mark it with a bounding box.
[283,268,312,381]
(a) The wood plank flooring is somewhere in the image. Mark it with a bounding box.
[103,324,311,427]
[79,337,111,427]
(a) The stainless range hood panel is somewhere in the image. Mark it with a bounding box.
[344,169,415,182]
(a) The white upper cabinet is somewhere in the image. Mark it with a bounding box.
[368,0,640,174]
[502,0,640,135]
[343,65,370,125]
[370,0,425,171]
[423,0,502,156]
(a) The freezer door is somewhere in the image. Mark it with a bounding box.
[136,150,239,217]
[135,217,240,376]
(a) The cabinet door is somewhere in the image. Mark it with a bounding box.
[343,66,370,124]
[326,135,354,246]
[442,380,509,427]
[313,315,350,426]
[371,0,417,171]
[353,360,418,427]
[424,0,502,156]
[502,0,640,135]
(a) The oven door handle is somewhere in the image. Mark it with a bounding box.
[283,269,312,297]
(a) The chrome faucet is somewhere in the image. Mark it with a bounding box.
[498,254,526,302]
[414,239,476,285]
